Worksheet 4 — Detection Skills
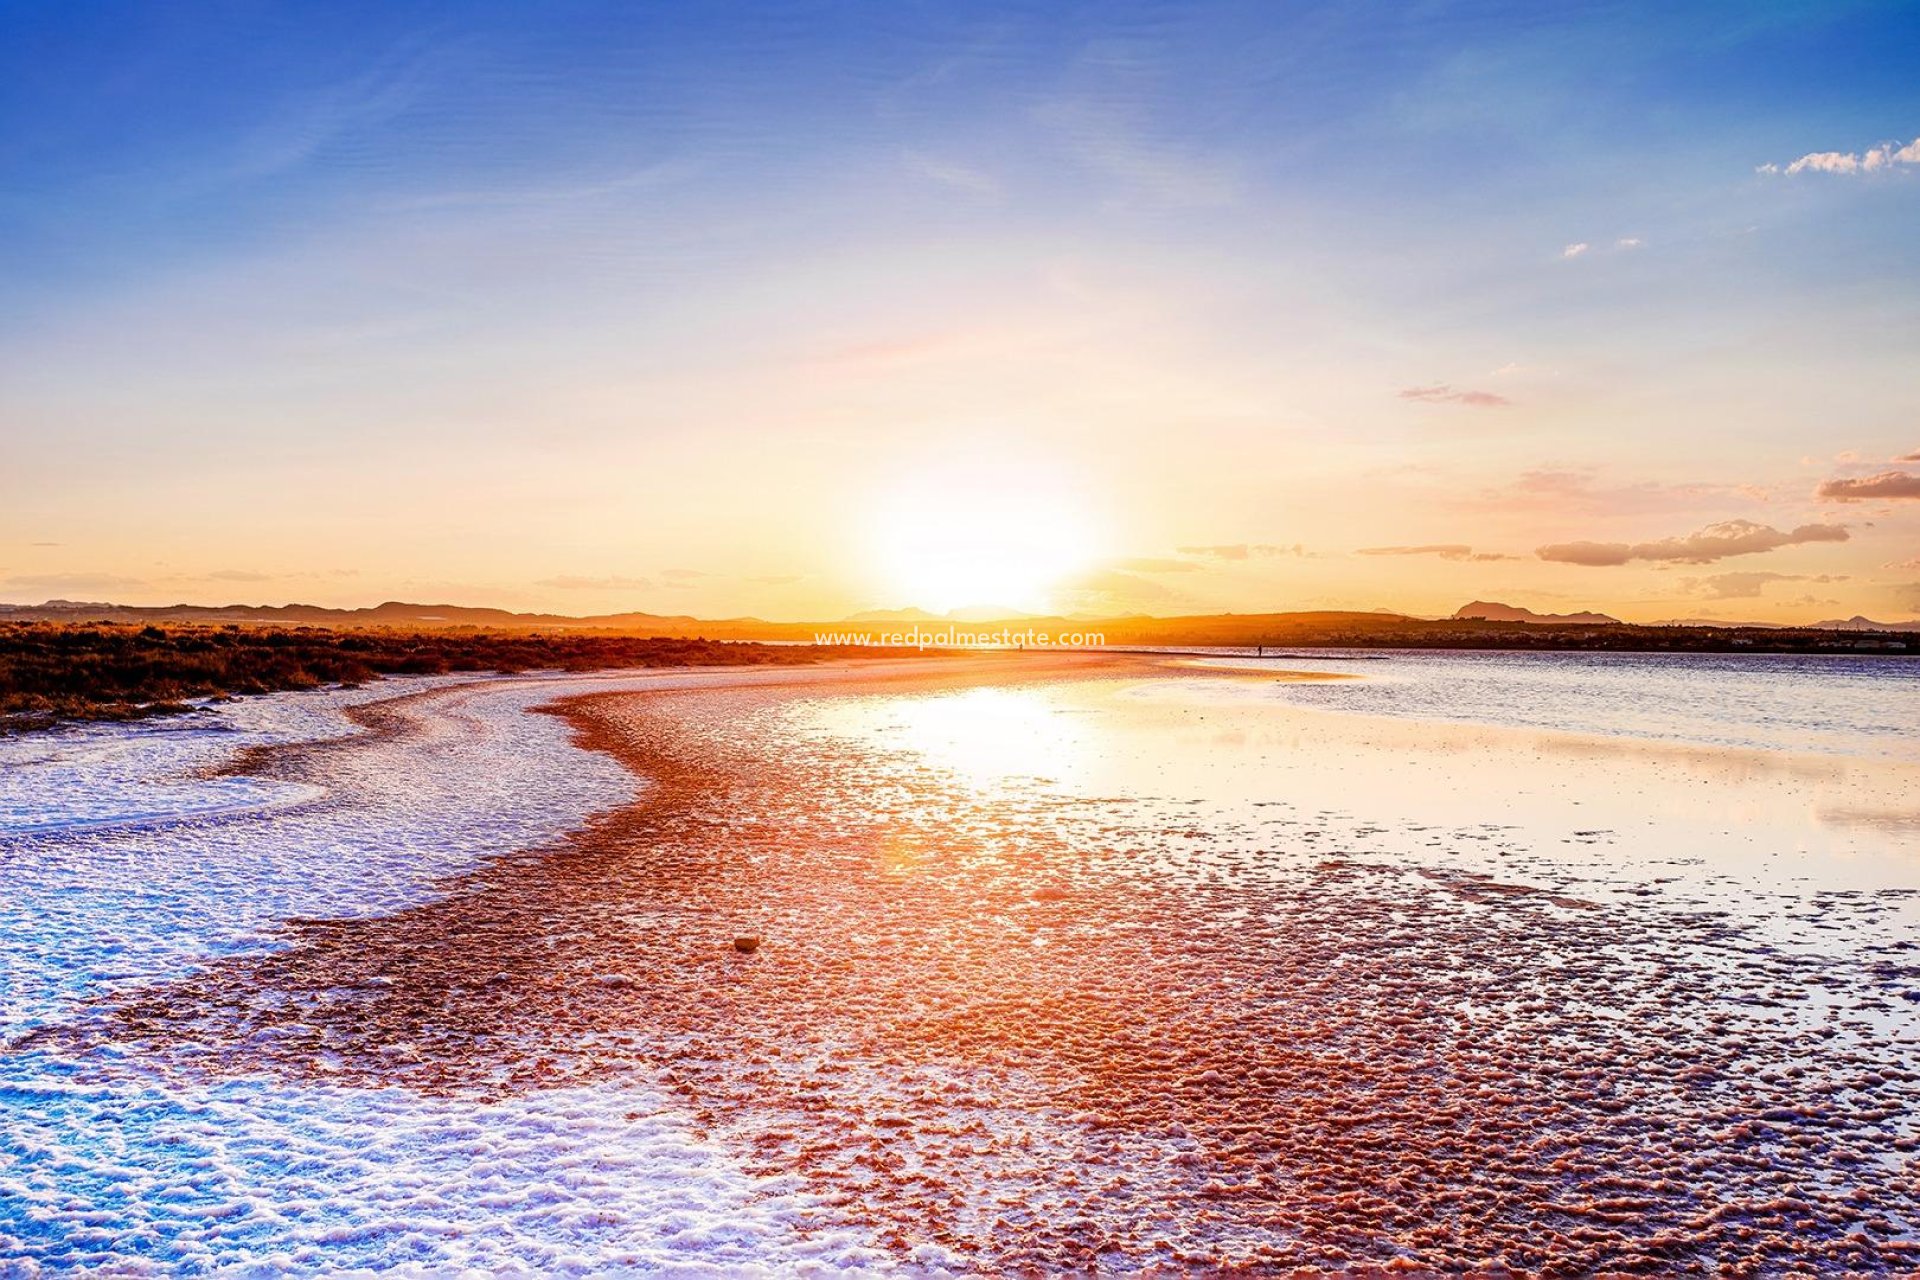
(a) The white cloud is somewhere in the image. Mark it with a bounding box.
[1760,136,1920,177]
[1563,239,1639,260]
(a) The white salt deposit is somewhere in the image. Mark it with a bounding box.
[0,1064,894,1276]
[0,675,639,1029]
[0,672,900,1275]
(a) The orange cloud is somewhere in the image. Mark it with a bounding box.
[1817,470,1920,501]
[1357,544,1516,562]
[1537,519,1849,567]
[1176,543,1309,561]
[1398,385,1510,408]
[1681,571,1848,600]
[1476,469,1735,517]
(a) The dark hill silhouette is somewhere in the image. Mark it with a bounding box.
[1,598,1911,654]
[4,598,718,632]
[1811,615,1920,633]
[1453,601,1622,625]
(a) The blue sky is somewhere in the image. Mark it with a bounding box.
[3,1,1917,620]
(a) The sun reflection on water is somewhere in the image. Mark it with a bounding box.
[810,684,1096,791]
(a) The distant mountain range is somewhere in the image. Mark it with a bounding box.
[0,597,731,633]
[1452,601,1622,626]
[1651,615,1920,632]
[0,598,1413,644]
[1811,615,1920,633]
[1651,617,1788,629]
[2,597,1914,646]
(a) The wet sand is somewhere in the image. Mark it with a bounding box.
[25,655,1920,1273]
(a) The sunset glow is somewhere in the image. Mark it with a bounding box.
[867,468,1099,614]
[3,4,1914,626]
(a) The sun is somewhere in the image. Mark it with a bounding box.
[868,465,1097,615]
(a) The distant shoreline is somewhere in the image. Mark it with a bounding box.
[5,598,1917,652]
[3,617,1912,736]
[0,625,952,735]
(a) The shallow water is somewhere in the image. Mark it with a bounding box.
[2,653,1917,1272]
[810,667,1920,898]
[1196,647,1920,761]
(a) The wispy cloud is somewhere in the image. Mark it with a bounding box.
[902,149,1000,197]
[2,571,149,593]
[1538,520,1849,567]
[1110,556,1203,574]
[1035,96,1237,207]
[1176,543,1309,561]
[1479,469,1739,517]
[1818,470,1920,501]
[1398,385,1511,408]
[1681,571,1847,600]
[1758,136,1920,176]
[1357,544,1515,562]
[235,37,454,178]
[535,574,655,590]
[1563,238,1642,259]
[391,161,697,213]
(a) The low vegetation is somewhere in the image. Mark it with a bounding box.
[0,623,906,733]
[1128,616,1920,653]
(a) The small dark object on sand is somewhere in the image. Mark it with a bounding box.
[732,935,761,953]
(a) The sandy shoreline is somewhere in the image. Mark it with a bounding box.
[15,656,1920,1272]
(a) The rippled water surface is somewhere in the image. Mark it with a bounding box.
[1198,648,1919,760]
[2,653,1917,1273]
